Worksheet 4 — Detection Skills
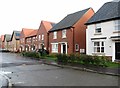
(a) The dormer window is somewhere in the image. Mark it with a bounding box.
[62,30,66,38]
[95,23,101,33]
[115,20,120,31]
[53,31,57,39]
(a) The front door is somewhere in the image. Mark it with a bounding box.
[63,44,66,54]
[115,42,120,60]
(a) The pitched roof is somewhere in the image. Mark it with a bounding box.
[11,31,21,40]
[86,1,120,25]
[27,30,38,37]
[49,8,91,32]
[41,20,56,32]
[22,28,36,37]
[4,34,12,42]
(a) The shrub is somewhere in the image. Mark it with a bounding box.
[47,53,57,58]
[21,52,40,58]
[56,54,68,64]
[93,56,101,66]
[98,56,108,67]
[68,54,76,64]
[80,54,93,65]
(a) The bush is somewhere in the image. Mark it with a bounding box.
[56,54,68,64]
[38,49,49,56]
[21,52,40,58]
[93,56,101,66]
[98,56,108,67]
[79,54,93,65]
[56,53,109,67]
[68,54,76,63]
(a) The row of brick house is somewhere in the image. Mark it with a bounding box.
[0,1,120,61]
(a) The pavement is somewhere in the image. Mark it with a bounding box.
[0,74,8,88]
[41,59,120,76]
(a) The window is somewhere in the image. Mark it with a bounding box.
[93,41,104,53]
[75,44,79,51]
[15,33,20,36]
[52,43,58,53]
[115,20,120,31]
[38,35,41,41]
[36,36,37,41]
[41,34,44,40]
[95,24,101,33]
[53,32,57,39]
[33,37,36,42]
[62,30,66,38]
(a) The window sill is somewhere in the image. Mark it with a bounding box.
[113,31,120,33]
[52,51,58,53]
[92,53,105,56]
[62,37,66,39]
[94,33,102,35]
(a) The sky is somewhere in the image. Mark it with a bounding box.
[0,0,112,36]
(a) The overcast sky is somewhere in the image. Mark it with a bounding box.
[0,0,112,35]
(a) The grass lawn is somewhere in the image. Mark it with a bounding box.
[106,62,120,68]
[44,56,57,62]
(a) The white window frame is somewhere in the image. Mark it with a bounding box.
[41,34,44,40]
[39,35,41,41]
[95,23,101,33]
[115,20,120,31]
[53,31,57,39]
[51,43,58,53]
[75,44,79,51]
[62,30,66,38]
[93,41,104,53]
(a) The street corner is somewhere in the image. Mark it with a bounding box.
[0,74,8,88]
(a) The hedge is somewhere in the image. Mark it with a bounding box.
[56,53,109,67]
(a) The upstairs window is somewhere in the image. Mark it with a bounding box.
[41,34,44,40]
[39,35,41,41]
[115,20,120,31]
[15,33,20,36]
[62,30,66,38]
[53,31,57,39]
[95,24,101,33]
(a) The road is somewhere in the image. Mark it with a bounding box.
[0,52,119,87]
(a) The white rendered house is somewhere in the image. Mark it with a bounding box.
[86,1,120,61]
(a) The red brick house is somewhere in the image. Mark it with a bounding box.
[49,8,94,54]
[37,20,55,51]
[26,30,38,51]
[20,28,37,52]
[0,35,4,49]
